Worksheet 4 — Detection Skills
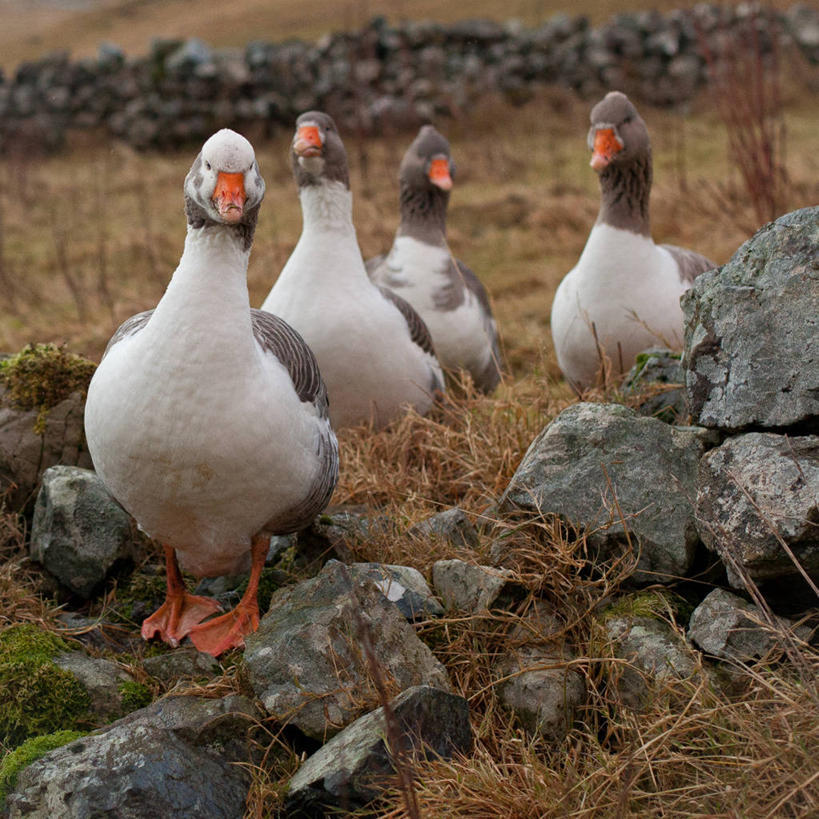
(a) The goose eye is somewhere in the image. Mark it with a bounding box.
[205,161,211,171]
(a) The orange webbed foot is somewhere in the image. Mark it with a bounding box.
[141,592,222,647]
[188,602,260,657]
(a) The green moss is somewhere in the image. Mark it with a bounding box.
[117,680,153,713]
[601,591,676,623]
[0,729,85,804]
[0,625,91,747]
[0,344,96,434]
[112,571,168,624]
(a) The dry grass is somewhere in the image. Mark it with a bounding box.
[0,45,818,819]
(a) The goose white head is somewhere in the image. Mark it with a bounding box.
[184,129,266,230]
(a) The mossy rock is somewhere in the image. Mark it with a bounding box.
[0,344,96,512]
[0,625,91,747]
[0,344,96,435]
[0,729,84,806]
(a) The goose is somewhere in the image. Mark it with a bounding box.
[84,129,338,657]
[550,90,714,391]
[366,125,502,393]
[261,111,444,429]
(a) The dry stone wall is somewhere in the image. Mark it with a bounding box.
[0,3,816,152]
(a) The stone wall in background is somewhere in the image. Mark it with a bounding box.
[0,3,816,152]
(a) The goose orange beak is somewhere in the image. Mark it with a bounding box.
[212,171,246,223]
[293,125,322,158]
[428,157,453,191]
[590,128,623,171]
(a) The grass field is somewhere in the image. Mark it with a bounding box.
[1,2,818,816]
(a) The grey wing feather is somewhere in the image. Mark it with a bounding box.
[251,308,339,533]
[661,244,715,286]
[250,309,329,417]
[102,310,154,359]
[456,260,503,392]
[376,286,437,359]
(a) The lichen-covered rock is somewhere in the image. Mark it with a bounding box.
[688,588,805,662]
[142,647,219,683]
[432,559,521,613]
[4,695,261,819]
[496,646,585,741]
[286,686,472,814]
[605,614,699,709]
[30,465,138,598]
[683,206,819,432]
[244,560,451,741]
[349,562,444,621]
[621,347,687,424]
[499,403,717,583]
[0,345,95,512]
[409,507,480,550]
[696,433,819,588]
[52,652,147,721]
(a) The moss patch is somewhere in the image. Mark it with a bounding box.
[117,680,152,713]
[0,729,84,805]
[601,590,680,623]
[0,344,96,434]
[0,625,91,747]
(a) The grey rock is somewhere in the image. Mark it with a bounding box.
[349,562,444,621]
[30,465,137,598]
[696,433,819,587]
[621,347,687,424]
[688,588,805,662]
[244,560,451,741]
[432,559,521,613]
[286,686,472,814]
[142,647,219,682]
[605,614,699,708]
[5,694,261,819]
[683,206,819,432]
[53,651,137,720]
[0,389,92,512]
[408,507,480,550]
[499,403,715,583]
[496,646,585,741]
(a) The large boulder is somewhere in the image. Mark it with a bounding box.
[244,560,451,741]
[696,433,819,588]
[499,403,716,583]
[286,686,472,815]
[682,206,819,432]
[30,465,138,598]
[4,695,261,819]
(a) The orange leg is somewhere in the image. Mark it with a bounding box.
[189,534,268,657]
[141,545,222,647]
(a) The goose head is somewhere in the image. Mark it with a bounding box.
[400,124,455,196]
[184,129,265,234]
[290,111,350,189]
[587,91,651,173]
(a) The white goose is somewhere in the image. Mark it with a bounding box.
[260,111,444,430]
[367,125,502,393]
[84,129,338,657]
[551,91,714,391]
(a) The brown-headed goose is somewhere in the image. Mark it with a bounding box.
[261,111,444,429]
[84,129,338,657]
[366,125,502,393]
[550,91,714,390]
